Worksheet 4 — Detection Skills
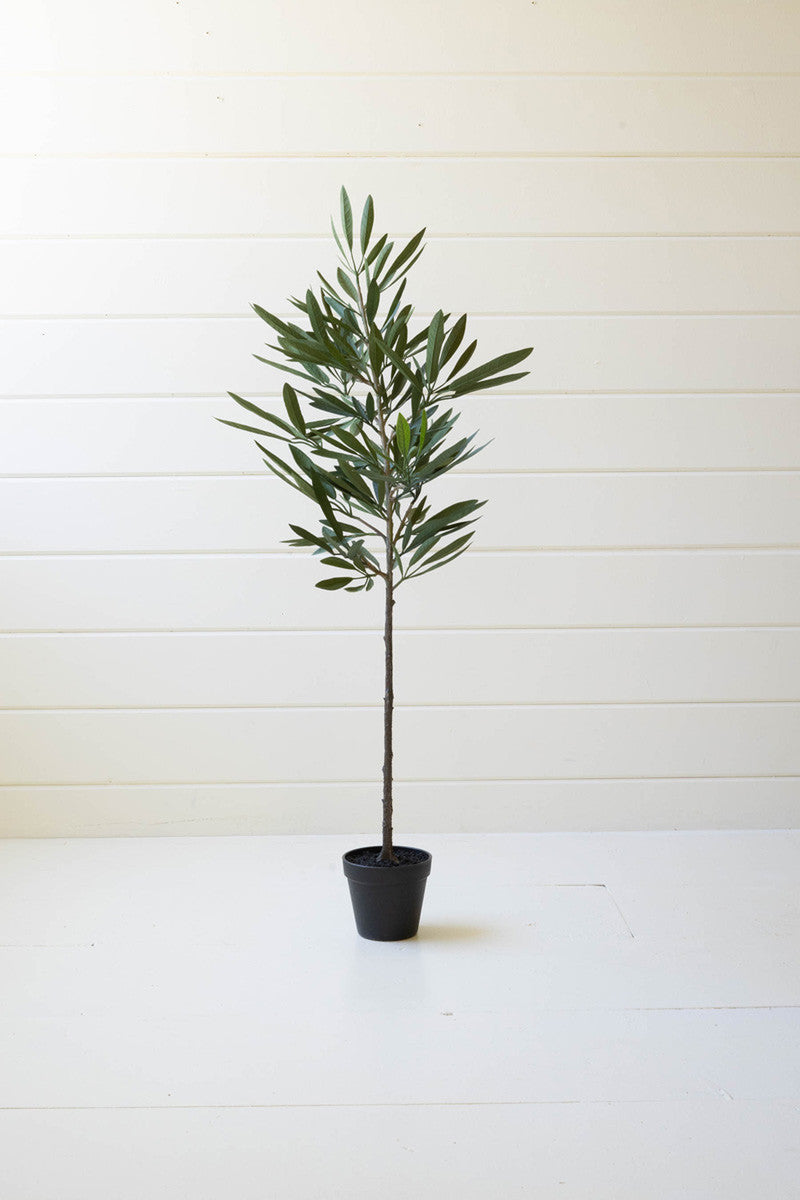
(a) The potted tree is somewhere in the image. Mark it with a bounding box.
[221,189,531,940]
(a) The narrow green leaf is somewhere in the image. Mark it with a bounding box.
[227,393,297,436]
[360,194,374,253]
[251,304,292,336]
[366,232,389,266]
[282,383,306,433]
[446,370,531,398]
[287,523,330,551]
[256,443,315,499]
[407,539,473,579]
[366,279,380,324]
[425,310,445,382]
[415,532,473,570]
[320,556,356,570]
[410,499,486,546]
[379,228,425,286]
[443,339,477,382]
[439,314,467,367]
[312,475,344,538]
[289,444,319,480]
[215,416,290,442]
[372,330,418,387]
[396,413,411,457]
[340,186,353,249]
[446,347,533,393]
[316,576,353,590]
[417,408,427,451]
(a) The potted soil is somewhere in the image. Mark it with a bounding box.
[222,189,531,939]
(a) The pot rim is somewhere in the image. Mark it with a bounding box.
[342,845,432,883]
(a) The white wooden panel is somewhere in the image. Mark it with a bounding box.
[3,629,797,708]
[1,704,798,785]
[1,552,796,632]
[4,159,799,237]
[2,1101,800,1199]
[4,0,799,71]
[5,237,800,317]
[2,779,798,837]
[4,472,798,553]
[5,395,800,474]
[7,76,800,155]
[3,315,799,397]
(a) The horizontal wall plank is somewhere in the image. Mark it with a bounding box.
[4,473,798,553]
[1,552,796,631]
[5,237,800,317]
[5,395,800,474]
[2,629,797,708]
[2,778,797,837]
[5,0,799,72]
[4,159,799,237]
[3,315,799,396]
[7,77,800,155]
[1,704,798,784]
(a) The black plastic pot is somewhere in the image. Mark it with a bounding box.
[342,846,432,941]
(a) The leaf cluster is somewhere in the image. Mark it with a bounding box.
[220,188,532,592]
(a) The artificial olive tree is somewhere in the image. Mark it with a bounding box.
[221,189,531,863]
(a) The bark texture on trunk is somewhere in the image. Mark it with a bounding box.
[379,564,397,863]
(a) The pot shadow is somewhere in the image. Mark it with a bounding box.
[414,922,495,943]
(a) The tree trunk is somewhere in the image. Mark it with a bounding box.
[378,563,397,863]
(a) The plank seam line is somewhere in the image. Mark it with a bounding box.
[2,546,798,559]
[4,700,800,713]
[1,775,798,788]
[3,626,800,636]
[5,311,800,321]
[4,152,800,161]
[3,234,800,243]
[5,470,799,481]
[8,70,800,79]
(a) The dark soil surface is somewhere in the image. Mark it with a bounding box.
[345,846,429,867]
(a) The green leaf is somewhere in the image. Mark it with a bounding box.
[425,310,445,382]
[366,233,389,266]
[316,576,353,590]
[253,355,330,388]
[380,228,425,286]
[446,370,531,397]
[440,314,467,367]
[314,573,352,588]
[396,413,411,456]
[443,339,477,382]
[336,267,359,302]
[287,523,330,551]
[340,186,353,250]
[337,459,376,503]
[414,532,473,570]
[215,416,291,442]
[251,304,292,336]
[366,279,380,324]
[407,536,474,578]
[360,195,374,253]
[311,475,344,538]
[417,408,427,451]
[372,330,418,387]
[320,556,356,570]
[410,499,486,546]
[289,444,319,480]
[282,383,306,433]
[227,393,297,437]
[446,347,533,394]
[256,443,315,499]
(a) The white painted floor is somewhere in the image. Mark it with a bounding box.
[0,830,798,1198]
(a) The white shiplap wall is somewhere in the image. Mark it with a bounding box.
[1,0,799,836]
